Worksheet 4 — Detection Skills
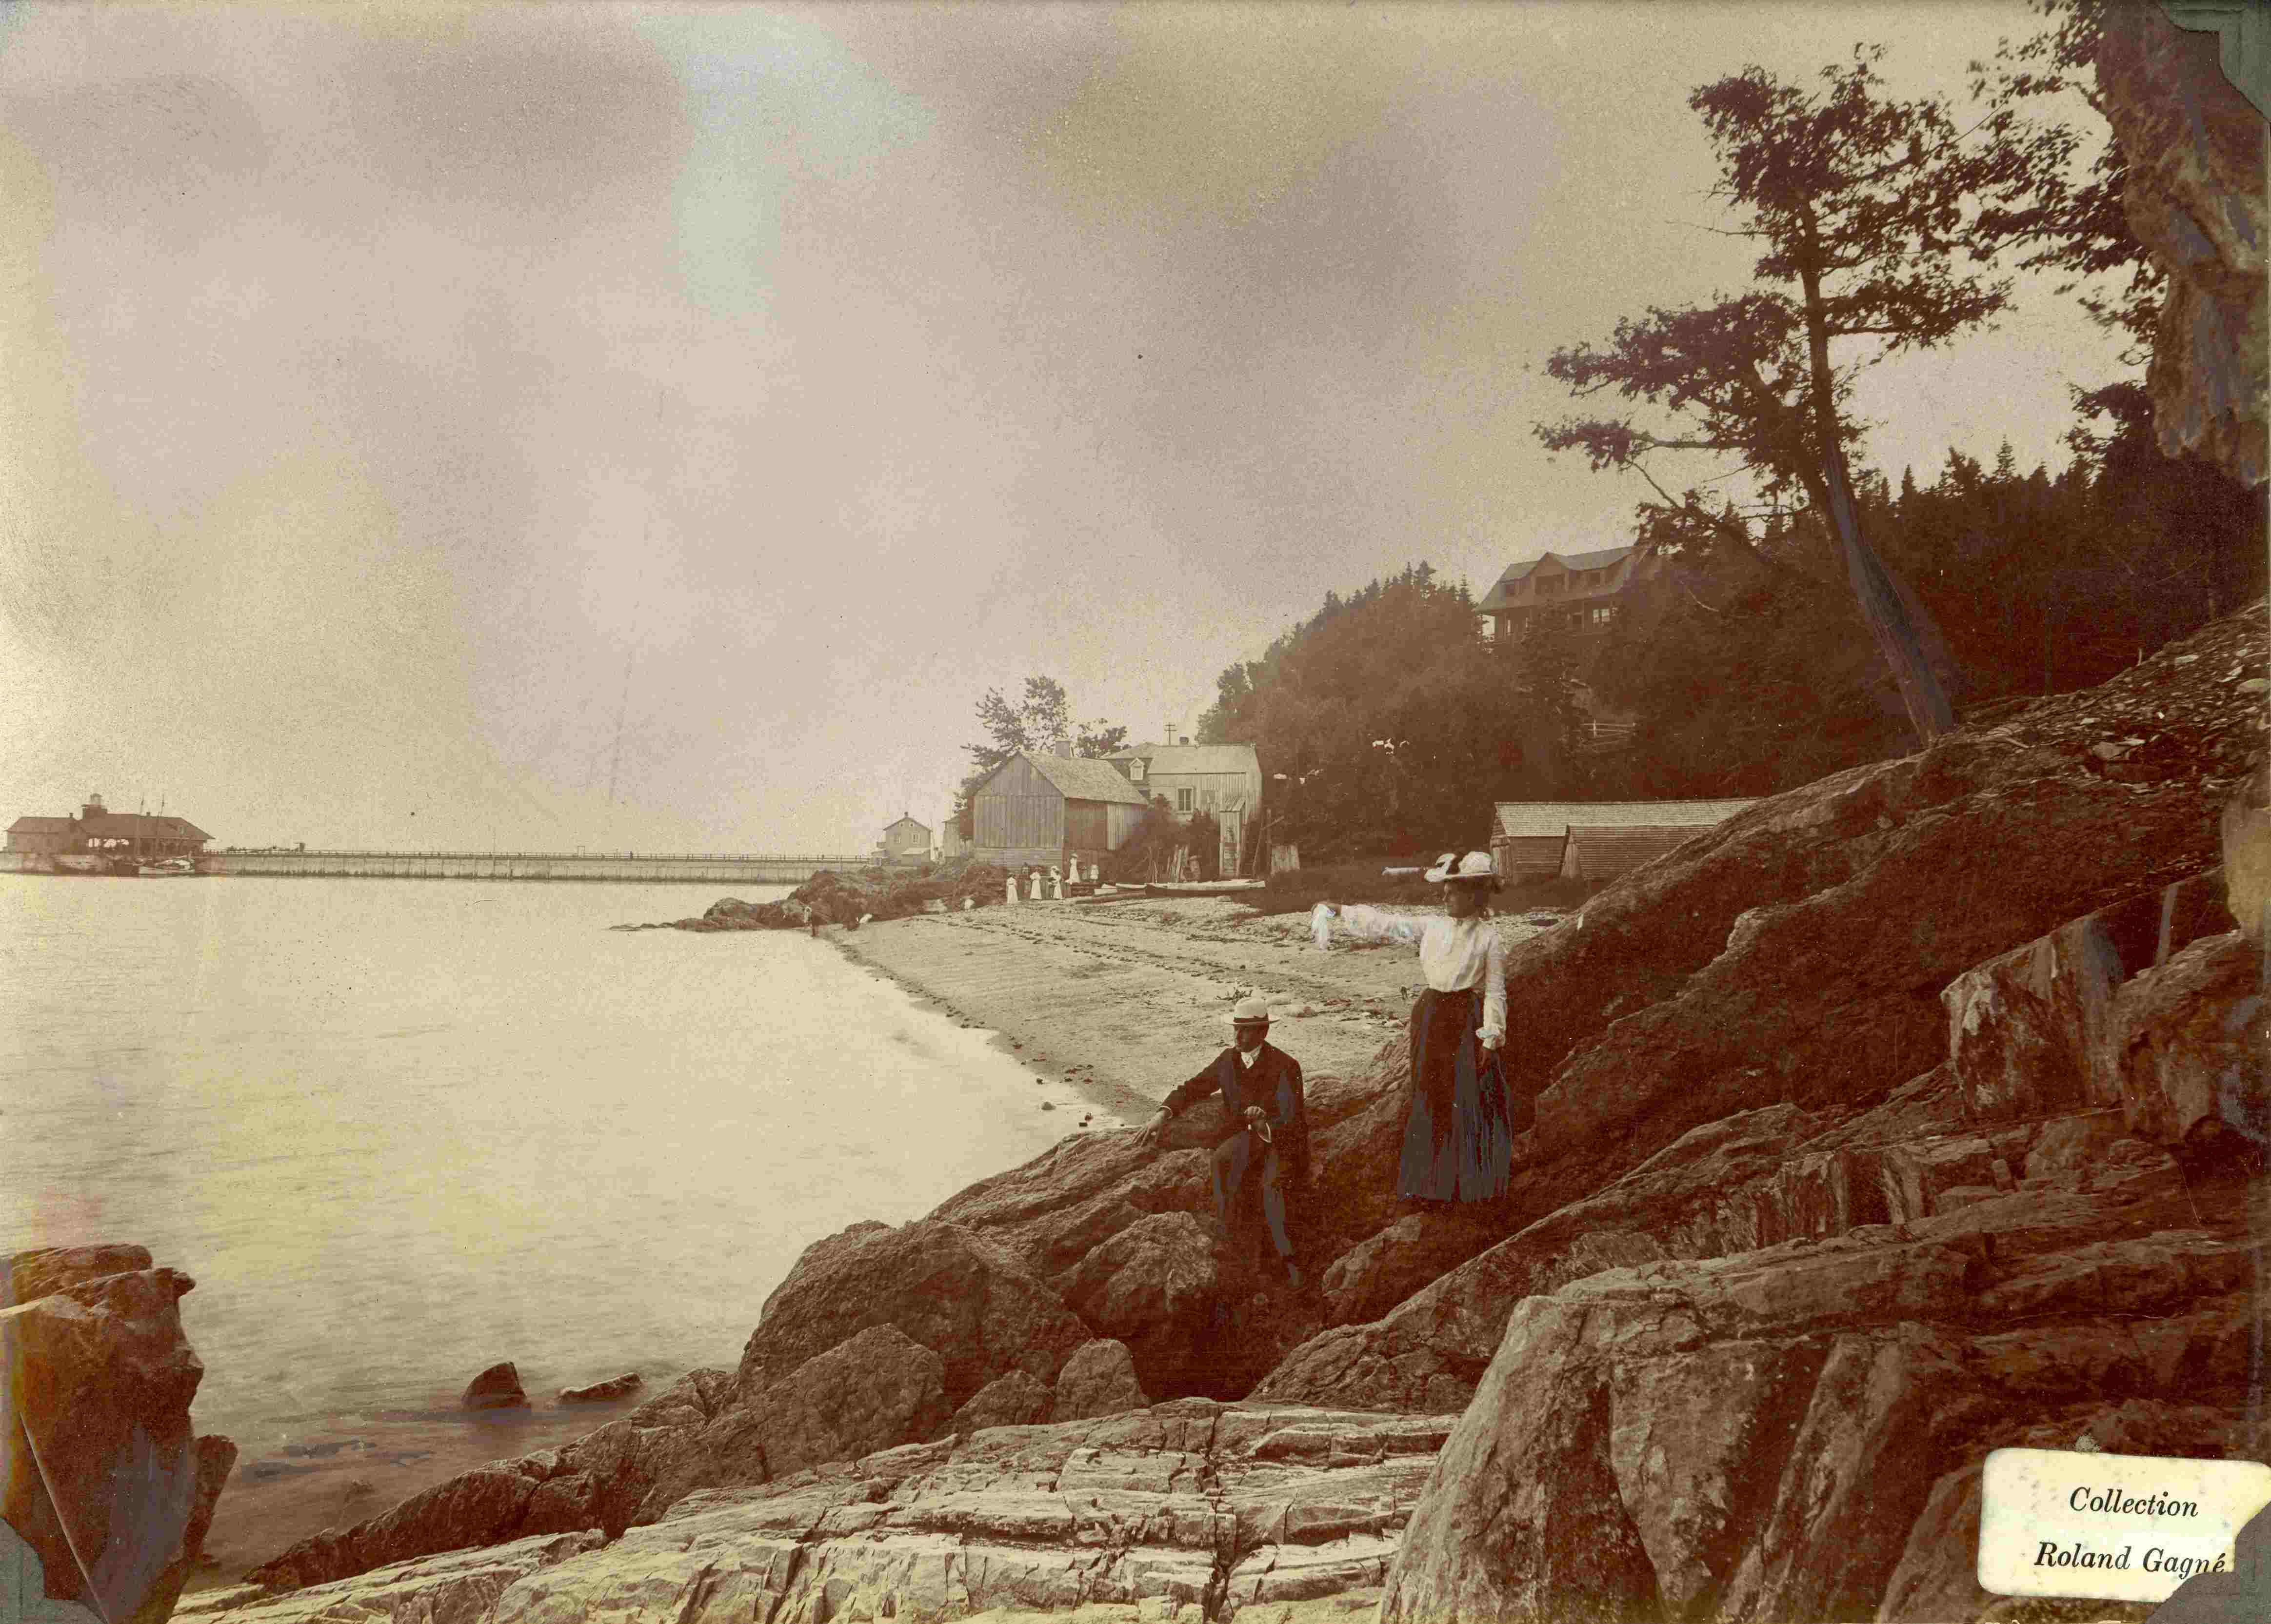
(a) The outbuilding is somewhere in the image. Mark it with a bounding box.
[1491,799,1757,884]
[880,815,931,863]
[970,751,1151,871]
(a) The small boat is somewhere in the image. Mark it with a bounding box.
[139,857,198,877]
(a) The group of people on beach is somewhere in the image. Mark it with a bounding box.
[1136,849,1514,1299]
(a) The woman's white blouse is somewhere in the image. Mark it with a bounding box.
[1314,904,1507,1043]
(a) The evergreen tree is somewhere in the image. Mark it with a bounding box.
[1538,48,2048,745]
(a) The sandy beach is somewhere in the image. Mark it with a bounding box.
[830,894,1563,1129]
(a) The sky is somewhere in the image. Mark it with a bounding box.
[0,0,2130,853]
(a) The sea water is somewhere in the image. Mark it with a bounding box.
[0,874,1086,1576]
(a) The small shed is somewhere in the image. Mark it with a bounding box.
[971,751,1151,870]
[1492,799,1757,883]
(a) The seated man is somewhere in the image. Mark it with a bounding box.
[1139,995,1310,1292]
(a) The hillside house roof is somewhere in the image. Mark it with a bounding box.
[1492,799,1756,841]
[1017,752,1152,807]
[885,817,930,835]
[1477,546,1640,613]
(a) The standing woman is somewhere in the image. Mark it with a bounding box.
[1312,851,1512,1205]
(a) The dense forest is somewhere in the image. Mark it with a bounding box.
[1192,385,2259,860]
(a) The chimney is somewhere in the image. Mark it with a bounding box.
[83,792,105,818]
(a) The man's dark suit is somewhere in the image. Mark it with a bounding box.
[1161,1040,1308,1281]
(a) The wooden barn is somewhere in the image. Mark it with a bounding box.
[1491,799,1757,884]
[971,751,1151,870]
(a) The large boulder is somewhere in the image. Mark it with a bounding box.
[736,1220,1091,1409]
[1,1249,218,1624]
[1057,1211,1219,1393]
[1945,871,2235,1122]
[1377,1176,2258,1623]
[751,1324,951,1476]
[2096,1,2267,486]
[2101,929,2267,1154]
[944,1371,1053,1434]
[1050,1340,1149,1423]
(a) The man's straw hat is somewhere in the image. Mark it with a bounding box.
[1230,995,1272,1025]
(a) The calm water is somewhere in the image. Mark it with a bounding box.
[0,874,1095,1573]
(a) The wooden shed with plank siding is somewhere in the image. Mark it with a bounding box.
[1493,798,1757,883]
[971,751,1151,870]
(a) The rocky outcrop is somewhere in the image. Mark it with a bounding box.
[460,1362,528,1410]
[735,1219,1092,1408]
[947,1371,1053,1433]
[190,1404,1449,1624]
[2096,1,2267,487]
[556,1373,640,1404]
[627,865,1016,932]
[1376,1162,2259,1623]
[185,1437,239,1567]
[1050,1339,1149,1422]
[1261,839,2256,1421]
[2,1247,229,1624]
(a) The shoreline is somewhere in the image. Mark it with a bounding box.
[821,896,1559,1134]
[185,891,1558,1589]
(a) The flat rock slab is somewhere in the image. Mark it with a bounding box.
[183,1403,1447,1624]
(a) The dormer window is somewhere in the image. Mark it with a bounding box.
[1130,759,1145,782]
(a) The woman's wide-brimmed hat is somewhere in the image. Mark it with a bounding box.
[1425,850,1499,886]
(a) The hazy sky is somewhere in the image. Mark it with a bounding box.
[0,0,2124,852]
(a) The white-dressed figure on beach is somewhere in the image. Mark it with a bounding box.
[1006,876,1018,907]
[1312,850,1513,1204]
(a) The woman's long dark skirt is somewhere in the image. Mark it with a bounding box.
[1397,986,1514,1203]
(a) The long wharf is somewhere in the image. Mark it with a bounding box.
[205,851,871,883]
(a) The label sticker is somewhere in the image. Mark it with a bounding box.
[1978,1448,2271,1604]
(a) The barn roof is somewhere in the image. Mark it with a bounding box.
[1493,799,1755,840]
[7,816,76,833]
[1106,742,1259,776]
[1017,752,1152,807]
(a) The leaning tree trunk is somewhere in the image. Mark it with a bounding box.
[1795,226,1959,748]
[1820,445,1958,744]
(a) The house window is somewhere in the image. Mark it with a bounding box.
[1177,788,1194,812]
[1130,759,1145,782]
[1591,605,1615,626]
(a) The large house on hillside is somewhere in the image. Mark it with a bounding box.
[1478,545,1661,747]
[1476,545,1654,644]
